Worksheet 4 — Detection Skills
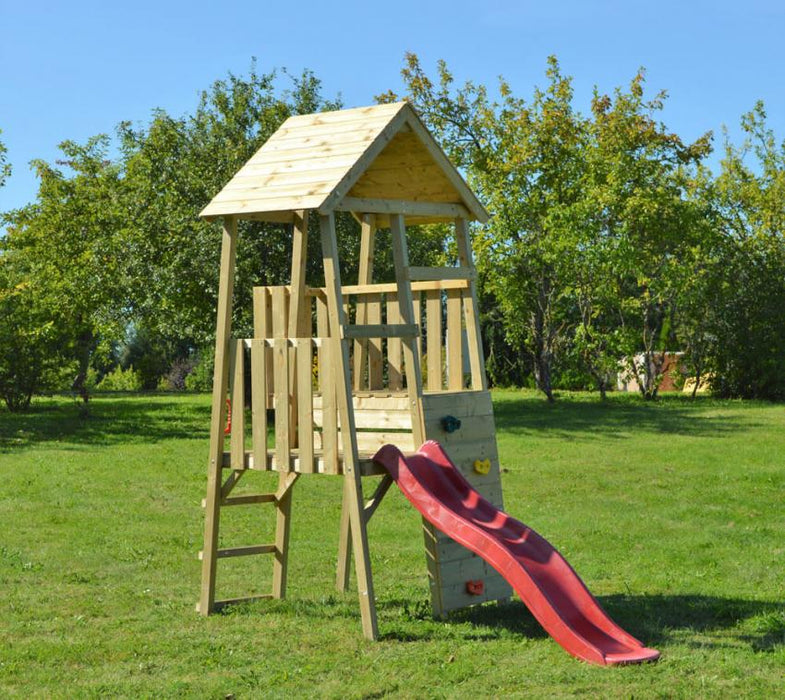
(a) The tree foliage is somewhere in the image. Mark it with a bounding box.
[705,103,785,400]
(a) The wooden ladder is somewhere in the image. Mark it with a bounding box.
[198,212,309,615]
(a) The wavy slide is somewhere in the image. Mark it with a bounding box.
[373,441,659,666]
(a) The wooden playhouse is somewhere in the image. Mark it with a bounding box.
[197,101,511,640]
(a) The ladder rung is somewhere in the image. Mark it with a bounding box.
[342,323,419,339]
[202,493,276,507]
[224,493,276,506]
[408,266,475,282]
[198,544,276,560]
[211,594,274,612]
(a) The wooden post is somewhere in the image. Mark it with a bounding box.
[272,210,308,599]
[353,214,376,390]
[454,218,487,391]
[320,212,379,641]
[389,214,426,444]
[198,216,237,615]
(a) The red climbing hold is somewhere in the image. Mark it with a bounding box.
[466,579,484,596]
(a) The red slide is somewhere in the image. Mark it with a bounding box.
[373,441,659,666]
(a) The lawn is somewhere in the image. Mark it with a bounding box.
[1,390,783,698]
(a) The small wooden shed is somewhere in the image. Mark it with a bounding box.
[197,102,511,640]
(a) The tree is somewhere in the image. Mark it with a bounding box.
[706,103,785,400]
[580,73,713,399]
[2,136,128,407]
[394,54,587,401]
[0,252,66,411]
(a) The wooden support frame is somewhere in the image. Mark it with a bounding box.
[320,212,379,640]
[198,216,238,615]
[273,210,308,599]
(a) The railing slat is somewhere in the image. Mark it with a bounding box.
[251,338,268,470]
[426,289,442,391]
[296,339,315,473]
[230,340,245,469]
[446,289,464,390]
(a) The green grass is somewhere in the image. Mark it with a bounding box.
[1,390,783,698]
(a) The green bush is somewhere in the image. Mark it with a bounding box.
[184,347,214,392]
[97,366,142,392]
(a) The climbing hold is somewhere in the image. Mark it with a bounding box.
[440,415,462,433]
[466,580,484,596]
[224,398,232,435]
[474,458,491,475]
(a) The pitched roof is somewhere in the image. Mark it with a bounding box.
[200,102,488,224]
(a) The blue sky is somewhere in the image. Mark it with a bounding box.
[1,0,783,215]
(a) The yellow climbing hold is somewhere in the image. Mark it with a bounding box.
[474,458,491,475]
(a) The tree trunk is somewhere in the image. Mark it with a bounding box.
[71,327,94,411]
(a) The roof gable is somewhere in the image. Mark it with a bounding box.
[200,102,488,223]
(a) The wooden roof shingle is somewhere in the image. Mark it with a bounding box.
[200,102,488,224]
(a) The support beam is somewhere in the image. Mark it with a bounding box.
[273,210,308,599]
[198,216,238,615]
[320,212,379,641]
[454,218,487,391]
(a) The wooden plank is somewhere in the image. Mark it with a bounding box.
[446,289,464,391]
[319,319,339,476]
[421,389,494,418]
[201,195,326,217]
[223,493,276,506]
[353,214,376,391]
[333,197,470,220]
[251,339,268,469]
[288,212,308,334]
[320,212,378,640]
[386,295,403,391]
[199,216,237,616]
[230,340,246,470]
[215,180,336,201]
[314,393,410,412]
[258,127,386,153]
[354,430,416,453]
[363,474,394,523]
[237,155,363,178]
[423,415,498,445]
[454,218,487,391]
[273,338,290,473]
[408,266,475,282]
[208,544,276,559]
[212,594,273,612]
[366,294,383,390]
[314,407,411,431]
[439,575,513,613]
[282,102,404,127]
[332,279,470,296]
[412,293,422,368]
[270,113,399,140]
[425,290,442,391]
[343,323,419,339]
[297,339,314,474]
[229,165,352,188]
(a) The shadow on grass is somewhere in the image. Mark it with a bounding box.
[492,392,764,441]
[380,593,785,652]
[0,394,211,452]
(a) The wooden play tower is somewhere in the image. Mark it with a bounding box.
[197,102,511,640]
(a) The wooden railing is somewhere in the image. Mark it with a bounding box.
[222,278,476,475]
